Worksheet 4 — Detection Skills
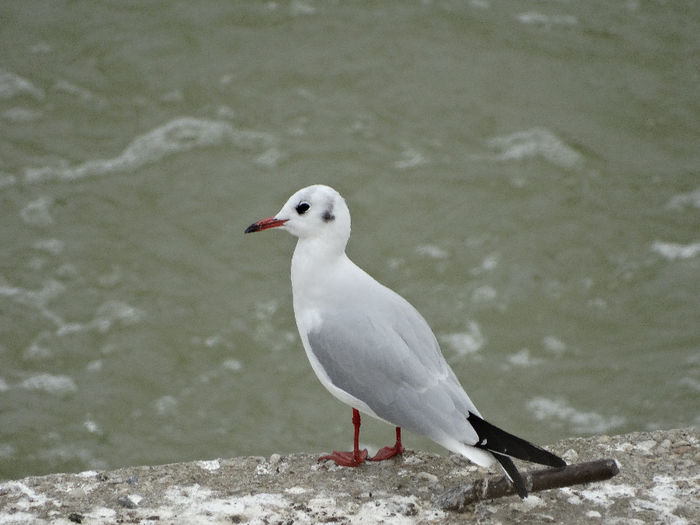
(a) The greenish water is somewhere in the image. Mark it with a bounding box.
[1,1,698,480]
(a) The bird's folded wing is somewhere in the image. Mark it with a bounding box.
[306,298,480,445]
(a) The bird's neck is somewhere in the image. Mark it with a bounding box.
[290,237,350,305]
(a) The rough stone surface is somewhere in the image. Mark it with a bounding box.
[0,428,697,524]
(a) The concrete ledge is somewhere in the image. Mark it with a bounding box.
[1,428,697,524]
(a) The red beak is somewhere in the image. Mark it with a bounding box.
[244,217,288,233]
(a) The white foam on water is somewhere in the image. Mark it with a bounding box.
[526,396,626,434]
[0,278,67,327]
[53,300,145,337]
[2,107,43,123]
[20,373,78,396]
[415,244,449,259]
[471,285,497,303]
[290,0,317,16]
[0,69,45,100]
[0,172,18,188]
[254,299,279,321]
[53,80,108,109]
[28,42,53,54]
[651,240,700,261]
[97,265,122,288]
[33,238,65,255]
[678,376,700,392]
[86,359,103,372]
[23,117,275,183]
[255,146,285,167]
[216,105,235,119]
[666,186,700,210]
[394,145,429,169]
[0,378,9,392]
[0,443,16,458]
[486,127,582,169]
[507,348,542,367]
[20,196,54,226]
[516,12,578,27]
[543,335,567,355]
[222,359,243,372]
[161,89,185,104]
[23,337,53,360]
[440,321,486,357]
[93,300,145,330]
[153,395,179,416]
[469,0,490,9]
[471,253,500,275]
[83,418,101,434]
[203,334,226,348]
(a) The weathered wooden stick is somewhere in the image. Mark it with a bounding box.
[436,458,619,511]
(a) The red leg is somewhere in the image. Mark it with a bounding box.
[369,426,404,461]
[318,408,368,467]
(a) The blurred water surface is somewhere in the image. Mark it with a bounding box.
[1,1,698,479]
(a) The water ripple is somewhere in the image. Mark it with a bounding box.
[486,127,583,169]
[23,117,275,184]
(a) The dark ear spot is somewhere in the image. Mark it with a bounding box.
[322,209,335,222]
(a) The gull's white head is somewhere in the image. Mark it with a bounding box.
[245,184,351,248]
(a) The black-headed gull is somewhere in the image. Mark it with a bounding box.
[245,184,565,498]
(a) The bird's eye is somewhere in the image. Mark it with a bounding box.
[296,202,310,215]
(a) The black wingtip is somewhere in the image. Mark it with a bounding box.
[494,455,528,499]
[467,412,566,468]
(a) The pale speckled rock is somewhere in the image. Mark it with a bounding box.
[0,428,697,524]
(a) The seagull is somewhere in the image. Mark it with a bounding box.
[245,184,565,498]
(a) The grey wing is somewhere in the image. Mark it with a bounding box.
[307,292,480,446]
